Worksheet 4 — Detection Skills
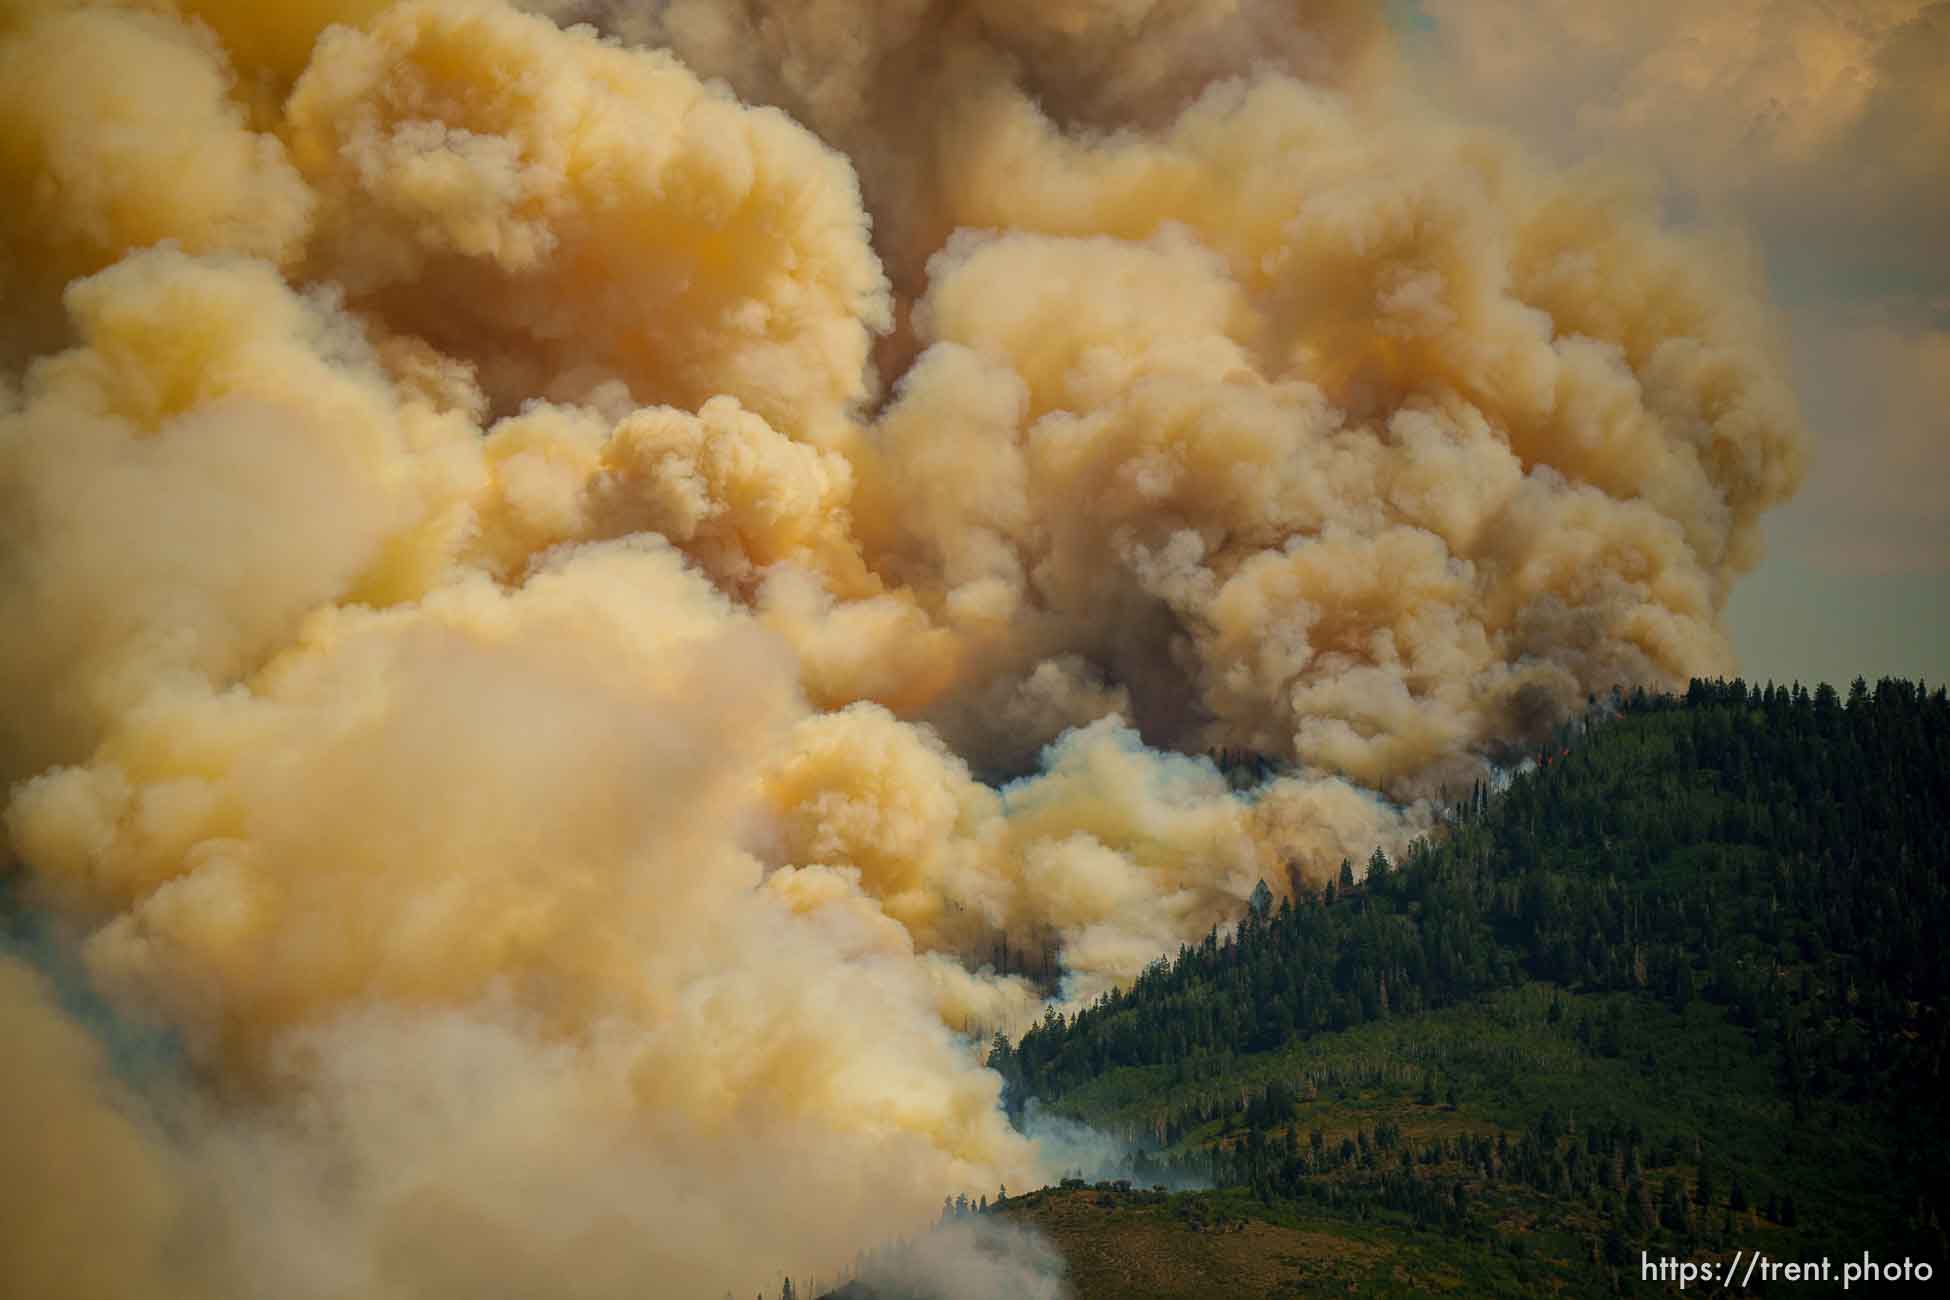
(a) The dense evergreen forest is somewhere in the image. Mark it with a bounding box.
[944,677,1950,1296]
[998,677,1947,1107]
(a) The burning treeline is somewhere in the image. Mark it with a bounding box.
[0,1,1801,1296]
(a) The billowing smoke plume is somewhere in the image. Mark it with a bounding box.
[847,1214,1071,1300]
[1,1,1801,1295]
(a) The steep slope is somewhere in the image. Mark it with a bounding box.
[845,679,1950,1297]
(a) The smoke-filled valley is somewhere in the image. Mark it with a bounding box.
[0,2,1812,1296]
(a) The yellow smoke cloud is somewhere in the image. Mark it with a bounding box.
[173,0,396,85]
[0,1,313,363]
[1,0,1805,1294]
[286,0,891,440]
[0,957,188,1300]
[1412,0,1950,580]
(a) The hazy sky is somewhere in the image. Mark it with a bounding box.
[1400,0,1949,690]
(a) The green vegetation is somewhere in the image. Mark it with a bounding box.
[927,677,1948,1297]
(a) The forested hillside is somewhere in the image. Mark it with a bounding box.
[861,678,1949,1297]
[1000,678,1947,1109]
